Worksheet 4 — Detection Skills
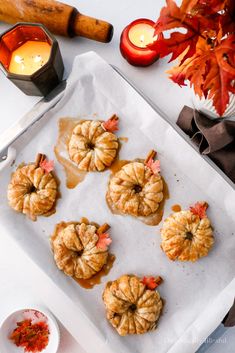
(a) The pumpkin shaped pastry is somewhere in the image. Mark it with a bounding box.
[51,219,112,279]
[103,274,163,336]
[7,153,58,221]
[106,150,164,224]
[161,202,214,262]
[68,115,119,172]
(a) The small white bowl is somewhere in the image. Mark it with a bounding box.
[0,308,60,353]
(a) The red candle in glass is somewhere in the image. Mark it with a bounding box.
[120,19,158,67]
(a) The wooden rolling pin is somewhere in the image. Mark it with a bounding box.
[0,0,113,43]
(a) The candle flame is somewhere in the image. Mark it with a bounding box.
[14,55,24,64]
[140,35,145,43]
[34,55,42,63]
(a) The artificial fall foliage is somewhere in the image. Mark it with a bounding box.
[190,201,208,219]
[150,0,235,116]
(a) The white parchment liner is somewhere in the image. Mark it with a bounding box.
[0,52,234,353]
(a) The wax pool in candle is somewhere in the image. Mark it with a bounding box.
[120,19,158,67]
[128,23,155,48]
[9,41,51,75]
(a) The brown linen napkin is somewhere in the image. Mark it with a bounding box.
[177,106,235,183]
[223,299,235,327]
[178,106,235,326]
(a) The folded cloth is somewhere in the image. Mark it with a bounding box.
[223,299,235,327]
[177,106,235,184]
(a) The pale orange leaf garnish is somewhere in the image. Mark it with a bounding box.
[190,202,208,219]
[102,115,119,132]
[141,276,162,290]
[96,233,112,250]
[39,159,54,174]
[145,158,161,175]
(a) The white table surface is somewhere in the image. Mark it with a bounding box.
[0,1,234,352]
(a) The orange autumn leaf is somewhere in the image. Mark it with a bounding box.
[167,38,211,97]
[96,233,112,250]
[149,0,212,63]
[168,35,235,116]
[181,0,198,13]
[222,1,235,34]
[182,0,227,14]
[39,159,54,174]
[190,202,208,219]
[102,115,119,132]
[150,0,235,116]
[141,276,162,290]
[145,158,161,175]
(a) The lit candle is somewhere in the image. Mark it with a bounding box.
[120,19,158,67]
[128,23,155,48]
[0,23,64,96]
[9,41,51,75]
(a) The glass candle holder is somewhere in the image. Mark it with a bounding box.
[0,23,64,96]
[120,19,158,67]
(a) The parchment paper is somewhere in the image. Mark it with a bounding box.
[0,52,235,353]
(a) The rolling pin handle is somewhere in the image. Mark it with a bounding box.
[73,12,114,43]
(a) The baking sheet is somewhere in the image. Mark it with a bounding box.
[0,51,235,353]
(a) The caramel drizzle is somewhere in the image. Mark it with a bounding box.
[171,204,182,212]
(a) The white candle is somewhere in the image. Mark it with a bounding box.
[9,41,51,75]
[128,23,155,48]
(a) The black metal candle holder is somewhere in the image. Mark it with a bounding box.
[0,23,64,96]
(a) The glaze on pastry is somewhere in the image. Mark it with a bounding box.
[103,274,163,336]
[51,219,111,279]
[161,202,214,261]
[68,115,119,172]
[107,150,163,218]
[7,154,58,221]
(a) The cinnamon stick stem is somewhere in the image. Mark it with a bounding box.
[201,201,209,210]
[97,223,110,235]
[35,153,46,168]
[155,276,163,287]
[109,114,119,122]
[144,150,157,164]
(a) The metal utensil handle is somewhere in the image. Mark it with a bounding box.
[0,146,16,172]
[0,80,66,163]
